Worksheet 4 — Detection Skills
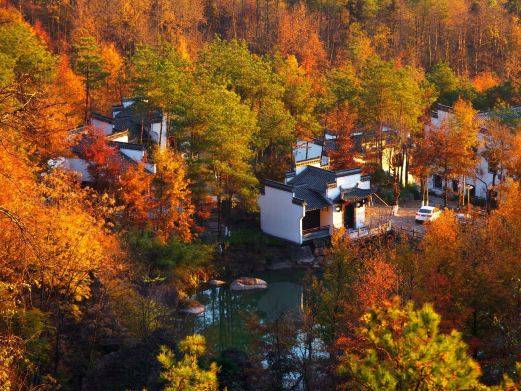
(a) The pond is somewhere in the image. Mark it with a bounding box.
[189,269,308,353]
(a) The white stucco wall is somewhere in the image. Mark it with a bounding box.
[259,186,305,244]
[332,208,343,229]
[327,173,361,200]
[149,117,168,149]
[294,141,322,162]
[122,100,135,108]
[358,179,371,189]
[145,163,156,174]
[428,174,488,200]
[295,160,322,175]
[320,208,330,227]
[355,206,365,228]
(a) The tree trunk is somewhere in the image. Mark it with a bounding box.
[443,173,448,208]
[217,194,222,241]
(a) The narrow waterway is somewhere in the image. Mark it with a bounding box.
[189,269,307,353]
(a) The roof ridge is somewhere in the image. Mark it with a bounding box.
[305,165,334,174]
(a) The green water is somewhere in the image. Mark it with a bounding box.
[191,269,306,353]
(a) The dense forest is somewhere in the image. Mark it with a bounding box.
[1,0,520,389]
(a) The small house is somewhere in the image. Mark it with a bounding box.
[259,165,377,244]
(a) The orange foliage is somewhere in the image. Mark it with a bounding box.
[150,147,196,242]
[507,131,521,178]
[77,127,123,190]
[355,258,400,311]
[93,42,127,114]
[276,4,327,74]
[325,105,359,170]
[14,56,85,160]
[117,163,152,230]
[472,71,500,92]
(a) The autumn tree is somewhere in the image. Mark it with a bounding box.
[392,190,521,366]
[276,3,327,74]
[323,65,362,170]
[429,100,479,206]
[410,131,437,205]
[315,231,399,354]
[76,127,123,192]
[1,165,125,382]
[150,147,195,243]
[274,54,320,140]
[117,162,152,231]
[507,131,521,179]
[0,7,80,160]
[324,104,358,170]
[481,118,515,188]
[95,42,127,113]
[337,298,484,390]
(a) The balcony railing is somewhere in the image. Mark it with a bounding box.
[302,221,392,242]
[302,225,330,240]
[347,220,392,240]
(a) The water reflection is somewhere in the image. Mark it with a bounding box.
[190,270,305,353]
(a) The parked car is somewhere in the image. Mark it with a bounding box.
[415,205,441,223]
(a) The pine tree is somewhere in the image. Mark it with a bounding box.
[72,35,108,119]
[157,334,218,391]
[338,298,484,390]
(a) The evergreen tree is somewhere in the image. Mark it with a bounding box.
[338,298,484,390]
[72,35,108,119]
[157,334,218,391]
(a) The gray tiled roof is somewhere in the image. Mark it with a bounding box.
[112,102,164,134]
[264,165,364,211]
[289,166,354,210]
[294,187,330,210]
[341,188,375,203]
[288,166,336,192]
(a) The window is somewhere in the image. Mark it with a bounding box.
[452,180,458,192]
[433,175,442,190]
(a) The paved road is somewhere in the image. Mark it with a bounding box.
[390,203,426,235]
[388,195,461,236]
[372,195,459,237]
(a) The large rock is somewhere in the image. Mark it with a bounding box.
[292,245,314,266]
[179,299,205,315]
[207,279,226,287]
[230,277,268,291]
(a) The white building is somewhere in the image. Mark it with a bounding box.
[90,98,168,149]
[427,105,521,201]
[51,98,169,182]
[259,165,377,244]
[292,140,330,175]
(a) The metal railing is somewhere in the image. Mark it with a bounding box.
[347,220,392,240]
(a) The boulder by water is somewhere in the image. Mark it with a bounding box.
[292,245,314,266]
[230,277,268,291]
[208,279,227,287]
[180,299,205,315]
